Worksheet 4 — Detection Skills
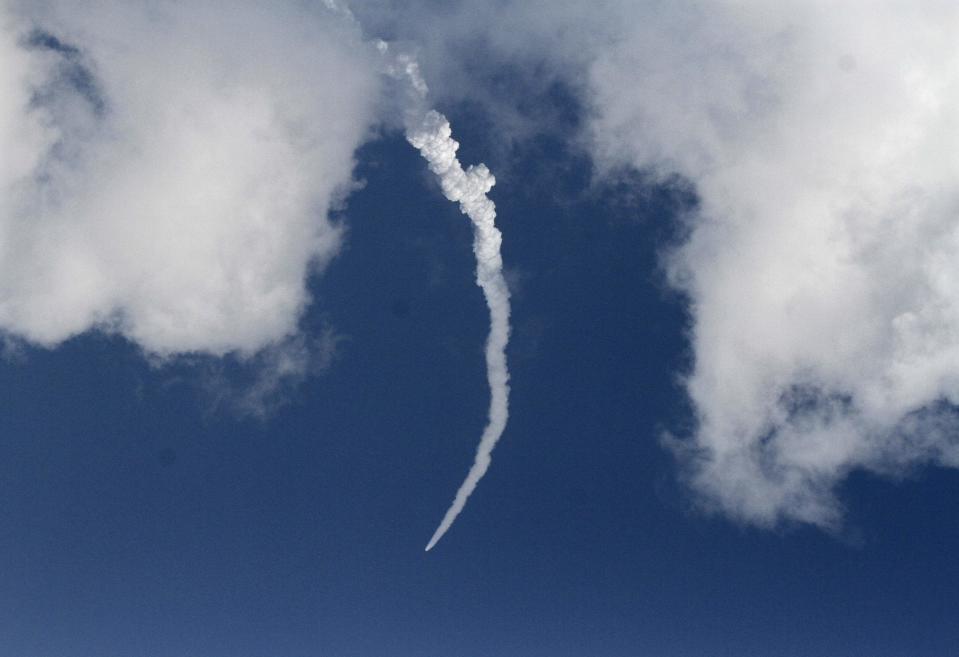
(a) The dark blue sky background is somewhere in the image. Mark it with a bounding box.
[2,91,959,657]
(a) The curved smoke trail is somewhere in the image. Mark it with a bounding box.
[377,41,511,551]
[406,111,512,552]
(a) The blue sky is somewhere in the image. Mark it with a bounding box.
[3,2,959,656]
[3,124,959,657]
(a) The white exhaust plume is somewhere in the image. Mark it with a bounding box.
[408,111,511,552]
[386,46,512,551]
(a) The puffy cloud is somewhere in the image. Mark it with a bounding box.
[0,0,380,356]
[583,1,959,526]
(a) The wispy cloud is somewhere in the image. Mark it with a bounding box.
[199,327,344,420]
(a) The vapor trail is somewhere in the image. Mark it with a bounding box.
[407,110,511,552]
[378,41,511,552]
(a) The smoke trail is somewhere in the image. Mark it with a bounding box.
[407,110,511,552]
[378,40,511,551]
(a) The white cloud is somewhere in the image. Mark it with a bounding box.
[582,1,959,527]
[0,0,380,356]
